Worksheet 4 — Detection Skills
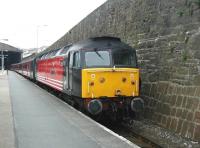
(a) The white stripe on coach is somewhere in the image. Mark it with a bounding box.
[38,77,63,91]
[37,76,63,87]
[37,74,63,84]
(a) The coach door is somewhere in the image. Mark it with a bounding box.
[64,52,72,91]
[68,52,73,91]
[66,51,81,96]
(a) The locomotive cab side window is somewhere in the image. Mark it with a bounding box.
[69,52,73,68]
[73,52,80,68]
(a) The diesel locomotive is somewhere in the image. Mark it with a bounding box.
[12,37,144,121]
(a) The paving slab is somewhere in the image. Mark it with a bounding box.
[8,71,139,148]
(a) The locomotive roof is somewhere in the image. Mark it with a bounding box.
[35,37,135,60]
[69,37,135,52]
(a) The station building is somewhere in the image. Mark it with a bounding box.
[0,42,22,70]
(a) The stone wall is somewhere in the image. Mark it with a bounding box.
[47,0,200,141]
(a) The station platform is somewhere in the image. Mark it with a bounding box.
[0,71,139,148]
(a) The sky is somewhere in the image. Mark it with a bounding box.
[0,0,107,49]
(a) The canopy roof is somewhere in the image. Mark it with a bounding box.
[0,42,22,53]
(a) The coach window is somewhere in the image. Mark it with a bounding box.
[73,52,80,68]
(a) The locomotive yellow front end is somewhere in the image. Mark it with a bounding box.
[80,37,144,119]
[82,68,139,98]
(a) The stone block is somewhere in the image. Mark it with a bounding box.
[195,87,200,97]
[161,115,167,126]
[194,111,200,123]
[163,95,170,103]
[181,121,189,137]
[189,67,199,75]
[144,107,153,119]
[159,71,170,82]
[193,75,200,86]
[165,95,171,104]
[186,98,193,110]
[194,50,200,59]
[157,82,169,94]
[181,96,187,108]
[166,117,172,129]
[150,99,157,108]
[148,99,153,107]
[155,102,160,112]
[154,93,160,100]
[170,108,176,116]
[149,84,157,98]
[187,123,195,139]
[176,86,183,95]
[176,108,182,118]
[141,83,151,95]
[175,96,183,107]
[186,87,197,97]
[194,125,200,141]
[153,113,162,124]
[184,97,199,111]
[162,104,171,115]
[186,112,193,121]
[159,94,166,102]
[172,85,177,95]
[167,85,174,94]
[148,72,159,82]
[192,98,199,110]
[182,87,188,96]
[176,119,183,133]
[170,118,178,131]
[181,109,188,119]
[169,95,177,106]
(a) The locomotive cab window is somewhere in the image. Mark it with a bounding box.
[112,50,137,67]
[60,47,69,55]
[84,50,110,67]
[73,52,80,68]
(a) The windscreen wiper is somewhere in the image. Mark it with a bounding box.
[94,48,104,60]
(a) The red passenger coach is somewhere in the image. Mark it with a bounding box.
[21,60,32,78]
[36,46,69,91]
